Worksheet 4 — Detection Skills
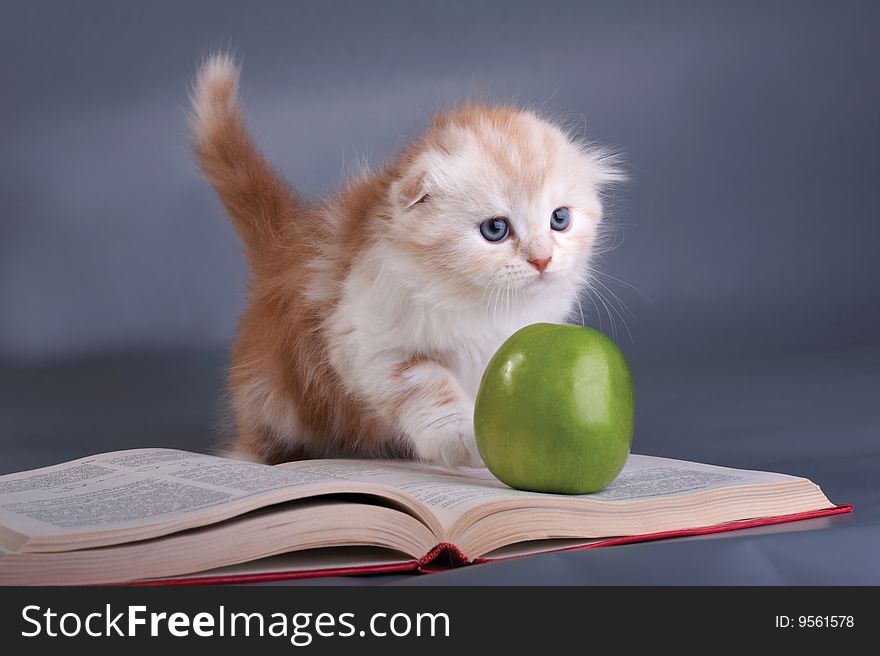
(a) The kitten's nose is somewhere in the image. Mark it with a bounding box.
[528,256,552,273]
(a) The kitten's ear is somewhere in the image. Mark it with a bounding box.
[396,170,429,209]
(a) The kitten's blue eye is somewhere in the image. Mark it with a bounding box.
[551,207,571,231]
[479,217,510,242]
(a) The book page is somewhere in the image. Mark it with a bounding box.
[0,449,339,542]
[281,454,805,527]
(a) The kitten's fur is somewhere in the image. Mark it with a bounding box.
[190,54,621,467]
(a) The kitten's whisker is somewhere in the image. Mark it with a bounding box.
[590,276,636,319]
[563,280,582,325]
[592,285,633,343]
[486,278,498,325]
[584,283,615,340]
[591,228,625,256]
[593,269,648,301]
[479,280,494,316]
[582,285,604,332]
[571,284,586,326]
[595,287,617,341]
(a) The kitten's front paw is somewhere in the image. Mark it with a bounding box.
[413,415,483,468]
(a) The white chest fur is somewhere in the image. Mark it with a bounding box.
[326,245,577,402]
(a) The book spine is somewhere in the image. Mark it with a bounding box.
[417,543,471,572]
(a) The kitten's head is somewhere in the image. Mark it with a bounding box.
[385,105,622,312]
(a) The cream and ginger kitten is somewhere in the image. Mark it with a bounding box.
[190,54,622,467]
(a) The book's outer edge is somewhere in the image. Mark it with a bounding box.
[471,504,854,564]
[132,545,470,586]
[128,504,852,585]
[130,559,421,586]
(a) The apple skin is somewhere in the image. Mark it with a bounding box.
[474,323,634,494]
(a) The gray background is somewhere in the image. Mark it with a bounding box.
[0,0,877,584]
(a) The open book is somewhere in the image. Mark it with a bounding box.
[0,449,849,585]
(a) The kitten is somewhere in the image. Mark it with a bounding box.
[190,54,622,467]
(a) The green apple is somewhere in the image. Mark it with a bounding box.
[474,323,634,494]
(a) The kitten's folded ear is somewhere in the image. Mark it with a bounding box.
[396,170,429,209]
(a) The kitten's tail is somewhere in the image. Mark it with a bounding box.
[189,53,299,267]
